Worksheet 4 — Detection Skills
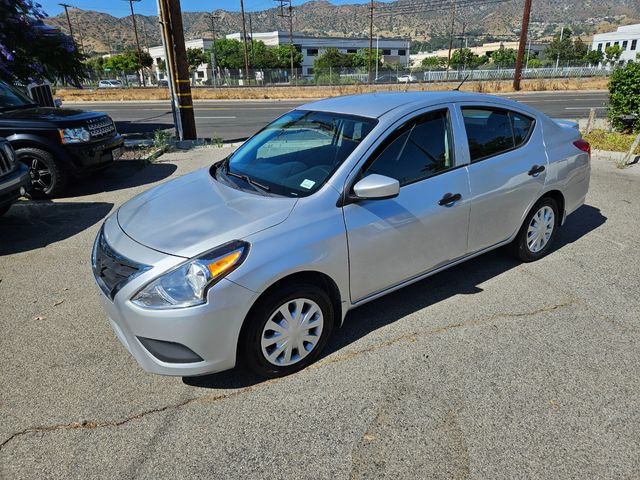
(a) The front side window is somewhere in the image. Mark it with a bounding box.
[462,107,535,161]
[365,109,454,186]
[221,110,376,197]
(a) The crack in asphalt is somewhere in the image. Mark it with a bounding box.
[0,300,575,451]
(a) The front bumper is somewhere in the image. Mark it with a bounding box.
[66,134,124,172]
[93,215,258,376]
[0,163,31,207]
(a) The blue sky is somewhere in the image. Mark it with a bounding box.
[38,0,392,18]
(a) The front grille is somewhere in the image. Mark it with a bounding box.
[86,116,116,139]
[92,227,149,299]
[0,141,16,177]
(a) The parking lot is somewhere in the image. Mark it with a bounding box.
[1,146,639,478]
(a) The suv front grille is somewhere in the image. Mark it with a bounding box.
[0,141,16,177]
[92,227,150,299]
[87,116,116,139]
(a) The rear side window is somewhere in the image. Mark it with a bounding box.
[462,107,535,162]
[366,109,454,186]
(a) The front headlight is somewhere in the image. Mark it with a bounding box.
[131,241,249,309]
[59,127,91,144]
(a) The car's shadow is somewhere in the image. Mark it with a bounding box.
[184,204,607,390]
[61,160,177,198]
[115,120,173,140]
[0,200,114,255]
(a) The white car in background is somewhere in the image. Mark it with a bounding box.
[398,74,417,83]
[98,80,124,88]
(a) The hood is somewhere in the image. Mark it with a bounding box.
[0,106,107,128]
[117,167,297,258]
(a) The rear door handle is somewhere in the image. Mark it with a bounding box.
[528,164,546,176]
[438,192,462,206]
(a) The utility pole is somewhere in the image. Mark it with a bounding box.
[239,0,251,81]
[368,0,373,84]
[105,29,113,56]
[158,0,197,140]
[59,4,75,47]
[206,13,219,88]
[275,1,295,84]
[249,13,254,67]
[513,0,532,91]
[446,0,457,80]
[73,8,85,54]
[125,0,146,86]
[555,24,564,71]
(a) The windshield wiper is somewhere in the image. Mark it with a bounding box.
[225,165,271,192]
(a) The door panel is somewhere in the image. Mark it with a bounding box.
[462,107,547,252]
[344,168,470,302]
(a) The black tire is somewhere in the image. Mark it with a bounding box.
[0,204,10,217]
[240,283,335,378]
[15,147,68,199]
[508,197,560,262]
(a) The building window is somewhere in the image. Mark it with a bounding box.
[623,40,628,49]
[597,43,603,52]
[156,57,162,64]
[382,49,391,55]
[306,48,318,56]
[307,67,314,75]
[398,49,406,56]
[606,42,610,48]
[197,71,204,78]
[346,49,357,54]
[632,39,638,50]
[614,41,619,46]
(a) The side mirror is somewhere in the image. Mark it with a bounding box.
[352,174,400,200]
[54,98,62,108]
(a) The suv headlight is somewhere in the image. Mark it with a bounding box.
[59,127,91,143]
[131,241,249,309]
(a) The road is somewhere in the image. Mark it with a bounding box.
[64,90,609,141]
[1,145,639,478]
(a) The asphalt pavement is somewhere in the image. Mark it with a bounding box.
[64,90,609,141]
[1,145,638,478]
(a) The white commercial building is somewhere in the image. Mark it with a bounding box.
[591,24,640,66]
[226,31,410,77]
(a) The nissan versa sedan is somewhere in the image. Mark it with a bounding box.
[92,91,590,378]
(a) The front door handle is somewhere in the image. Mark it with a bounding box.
[528,164,546,176]
[438,192,462,206]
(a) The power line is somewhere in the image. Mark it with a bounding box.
[205,12,220,87]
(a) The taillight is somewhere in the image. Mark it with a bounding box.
[573,138,591,159]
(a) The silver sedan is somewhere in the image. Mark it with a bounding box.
[92,91,591,378]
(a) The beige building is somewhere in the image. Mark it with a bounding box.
[411,41,547,67]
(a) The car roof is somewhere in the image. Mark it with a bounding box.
[297,91,527,119]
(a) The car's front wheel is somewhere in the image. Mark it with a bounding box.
[15,147,68,199]
[241,284,334,378]
[509,196,560,262]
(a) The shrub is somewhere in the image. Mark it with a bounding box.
[608,61,640,133]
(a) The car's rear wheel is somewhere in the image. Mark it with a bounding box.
[16,147,67,199]
[509,197,559,262]
[241,284,334,378]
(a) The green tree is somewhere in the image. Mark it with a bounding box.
[527,57,546,68]
[608,61,640,132]
[450,48,482,69]
[545,27,575,64]
[0,0,86,85]
[605,45,624,66]
[272,45,303,68]
[186,48,208,72]
[421,56,445,70]
[104,50,152,73]
[573,37,589,62]
[351,48,381,69]
[84,56,105,78]
[157,59,167,75]
[491,46,517,68]
[210,39,244,70]
[314,48,354,70]
[584,49,604,66]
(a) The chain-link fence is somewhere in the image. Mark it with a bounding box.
[78,64,609,89]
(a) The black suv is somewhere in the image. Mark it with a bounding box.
[0,137,30,216]
[0,80,123,198]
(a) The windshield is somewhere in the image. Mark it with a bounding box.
[221,110,377,197]
[0,81,35,111]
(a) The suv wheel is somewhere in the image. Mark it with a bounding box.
[509,197,559,262]
[16,147,67,199]
[241,284,334,378]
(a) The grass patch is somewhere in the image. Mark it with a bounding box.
[583,129,640,154]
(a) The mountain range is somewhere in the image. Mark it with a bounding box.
[44,0,640,55]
